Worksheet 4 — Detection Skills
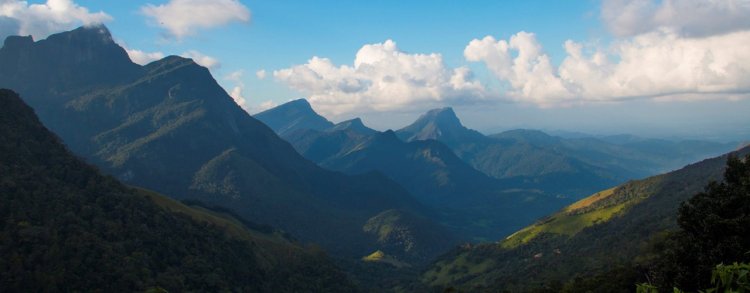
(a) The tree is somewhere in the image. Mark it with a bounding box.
[649,155,750,291]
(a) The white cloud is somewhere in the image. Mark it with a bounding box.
[602,0,750,38]
[124,47,165,65]
[141,0,250,39]
[252,100,277,113]
[274,39,485,116]
[464,2,750,107]
[225,69,243,82]
[466,30,750,106]
[255,69,266,80]
[229,86,247,109]
[181,50,220,70]
[0,0,112,40]
[223,70,248,111]
[465,32,573,106]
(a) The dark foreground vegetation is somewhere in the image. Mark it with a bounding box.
[0,89,356,292]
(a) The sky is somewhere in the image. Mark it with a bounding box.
[1,0,749,141]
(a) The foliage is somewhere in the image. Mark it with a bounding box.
[421,144,750,292]
[0,89,356,292]
[647,155,750,291]
[636,283,660,293]
[707,262,750,293]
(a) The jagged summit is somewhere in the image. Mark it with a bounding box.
[396,107,488,147]
[329,117,377,135]
[254,98,334,136]
[49,24,114,43]
[0,25,141,104]
[420,107,461,126]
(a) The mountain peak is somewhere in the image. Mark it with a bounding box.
[254,98,334,136]
[329,117,377,135]
[396,107,488,146]
[46,24,116,46]
[423,107,460,125]
[0,25,140,106]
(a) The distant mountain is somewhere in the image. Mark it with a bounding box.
[0,25,434,260]
[396,107,489,148]
[254,98,334,136]
[491,130,739,183]
[398,108,737,199]
[421,144,750,292]
[329,118,377,136]
[397,108,624,197]
[0,89,355,292]
[260,100,565,241]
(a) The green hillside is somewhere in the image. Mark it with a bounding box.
[0,89,355,292]
[422,144,750,292]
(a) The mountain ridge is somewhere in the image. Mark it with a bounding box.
[254,98,335,136]
[0,26,435,260]
[0,88,356,292]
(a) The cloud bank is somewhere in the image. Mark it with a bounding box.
[0,0,111,40]
[465,30,750,106]
[601,0,750,37]
[274,40,485,116]
[464,0,750,106]
[273,0,750,111]
[141,0,250,39]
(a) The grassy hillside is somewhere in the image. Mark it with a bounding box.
[421,144,750,292]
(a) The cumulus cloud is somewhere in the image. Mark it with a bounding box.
[0,0,111,40]
[466,30,750,106]
[181,50,220,70]
[465,32,573,105]
[274,39,485,116]
[255,69,266,80]
[141,0,250,39]
[602,0,750,37]
[223,70,248,111]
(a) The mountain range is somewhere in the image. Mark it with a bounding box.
[0,89,355,292]
[0,25,454,266]
[255,98,737,241]
[256,101,566,241]
[397,108,737,198]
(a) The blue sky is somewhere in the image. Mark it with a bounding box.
[3,0,750,141]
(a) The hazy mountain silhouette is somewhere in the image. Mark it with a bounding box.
[398,107,736,198]
[258,100,566,241]
[254,98,335,136]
